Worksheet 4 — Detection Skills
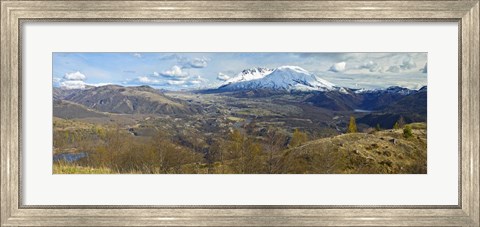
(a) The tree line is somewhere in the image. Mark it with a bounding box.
[54,124,314,174]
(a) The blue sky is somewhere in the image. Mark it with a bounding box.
[53,52,427,90]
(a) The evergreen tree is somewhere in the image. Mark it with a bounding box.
[347,116,357,133]
[403,125,413,138]
[375,123,381,131]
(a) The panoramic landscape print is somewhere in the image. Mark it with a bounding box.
[53,52,427,174]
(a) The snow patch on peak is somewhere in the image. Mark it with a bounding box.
[222,67,273,85]
[275,65,310,74]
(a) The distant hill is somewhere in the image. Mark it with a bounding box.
[358,86,418,110]
[53,100,108,119]
[304,89,361,111]
[357,87,427,128]
[387,86,427,115]
[54,85,202,115]
[303,85,425,114]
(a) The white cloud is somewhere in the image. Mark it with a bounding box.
[57,71,88,89]
[185,75,207,86]
[400,57,417,70]
[320,72,427,90]
[122,76,163,86]
[134,76,163,84]
[329,62,346,72]
[181,57,209,69]
[87,82,113,87]
[359,61,382,72]
[323,53,426,76]
[160,65,188,78]
[217,72,230,81]
[153,71,159,76]
[383,57,419,73]
[60,80,86,89]
[133,53,142,58]
[188,58,208,68]
[63,71,86,81]
[126,74,204,87]
[167,80,186,85]
[387,65,400,73]
[138,76,152,83]
[193,75,207,82]
[189,80,202,84]
[53,77,62,87]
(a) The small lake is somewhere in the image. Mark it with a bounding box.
[354,109,374,113]
[53,152,87,163]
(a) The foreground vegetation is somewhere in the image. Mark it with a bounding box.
[53,116,427,174]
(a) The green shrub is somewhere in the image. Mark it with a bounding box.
[403,125,413,138]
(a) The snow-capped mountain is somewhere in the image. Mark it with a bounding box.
[222,67,274,85]
[219,66,335,91]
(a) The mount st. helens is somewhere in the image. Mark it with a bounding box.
[219,66,336,92]
[53,65,427,174]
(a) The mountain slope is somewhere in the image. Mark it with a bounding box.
[53,99,108,119]
[304,90,360,111]
[358,86,417,110]
[387,86,427,115]
[278,123,427,174]
[55,85,202,115]
[304,85,426,113]
[357,86,427,128]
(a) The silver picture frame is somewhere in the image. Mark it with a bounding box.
[1,1,479,226]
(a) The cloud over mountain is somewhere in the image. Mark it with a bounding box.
[160,65,188,78]
[359,61,382,72]
[217,72,231,81]
[63,71,86,81]
[181,57,209,69]
[135,76,163,84]
[59,71,88,89]
[400,57,417,70]
[387,65,401,73]
[60,80,86,89]
[329,62,346,72]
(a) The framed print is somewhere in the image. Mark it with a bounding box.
[1,0,479,226]
[51,52,429,175]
